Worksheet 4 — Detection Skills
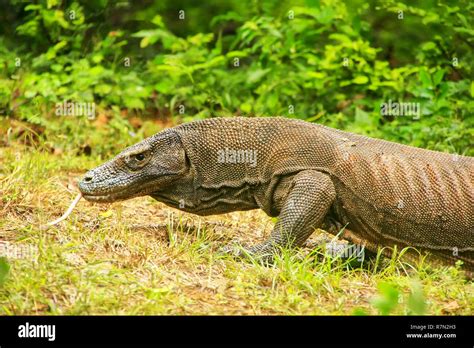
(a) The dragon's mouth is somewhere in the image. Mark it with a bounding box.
[79,176,169,203]
[80,186,146,203]
[81,193,125,203]
[79,184,133,202]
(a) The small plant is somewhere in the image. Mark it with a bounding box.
[370,281,427,315]
[0,257,10,286]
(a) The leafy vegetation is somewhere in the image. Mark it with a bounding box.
[0,0,473,315]
[1,0,473,155]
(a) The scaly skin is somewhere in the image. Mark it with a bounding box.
[78,117,474,270]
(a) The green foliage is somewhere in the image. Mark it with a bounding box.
[371,281,400,315]
[370,281,427,315]
[0,0,472,157]
[0,257,10,286]
[407,282,427,315]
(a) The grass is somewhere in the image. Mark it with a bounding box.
[0,143,472,315]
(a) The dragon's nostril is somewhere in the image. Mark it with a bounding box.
[83,175,93,183]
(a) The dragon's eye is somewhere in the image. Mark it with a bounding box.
[135,153,145,161]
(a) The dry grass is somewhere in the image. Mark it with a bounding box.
[0,145,472,315]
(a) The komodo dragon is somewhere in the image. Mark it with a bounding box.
[78,117,474,270]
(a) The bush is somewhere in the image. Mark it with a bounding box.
[0,0,472,156]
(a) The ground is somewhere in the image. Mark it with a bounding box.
[0,145,472,315]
